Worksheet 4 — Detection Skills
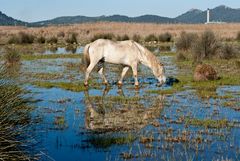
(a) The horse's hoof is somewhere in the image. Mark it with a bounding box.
[134,84,140,89]
[117,82,123,87]
[103,82,108,85]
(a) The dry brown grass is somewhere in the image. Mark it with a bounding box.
[0,22,240,44]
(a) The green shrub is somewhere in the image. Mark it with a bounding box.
[192,30,220,62]
[0,68,37,160]
[219,43,237,59]
[36,36,46,44]
[144,34,158,42]
[158,32,172,42]
[176,31,198,51]
[57,31,65,37]
[8,35,20,44]
[3,47,21,65]
[236,31,240,41]
[132,34,141,42]
[8,32,35,44]
[235,60,240,69]
[18,32,34,44]
[47,36,58,44]
[65,32,78,44]
[91,33,115,42]
[176,52,187,61]
[121,34,130,41]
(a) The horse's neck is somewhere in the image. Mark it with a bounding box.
[138,49,158,69]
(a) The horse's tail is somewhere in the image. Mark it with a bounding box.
[83,43,91,68]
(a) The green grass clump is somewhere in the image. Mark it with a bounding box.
[8,32,35,44]
[176,31,198,51]
[22,53,81,60]
[46,36,58,44]
[185,118,229,128]
[33,81,89,92]
[144,34,158,42]
[65,32,78,44]
[132,34,141,42]
[3,47,21,65]
[91,33,115,42]
[158,32,172,42]
[89,134,136,148]
[0,67,38,160]
[36,36,46,44]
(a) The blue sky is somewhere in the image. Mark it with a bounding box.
[0,0,239,22]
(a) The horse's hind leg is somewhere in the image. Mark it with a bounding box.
[98,67,108,85]
[118,66,129,86]
[84,62,96,86]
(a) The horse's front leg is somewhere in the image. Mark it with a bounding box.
[118,66,129,86]
[98,67,108,85]
[131,63,139,87]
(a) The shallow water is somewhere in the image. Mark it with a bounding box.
[17,47,240,160]
[36,46,84,55]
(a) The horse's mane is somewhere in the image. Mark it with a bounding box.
[133,42,163,68]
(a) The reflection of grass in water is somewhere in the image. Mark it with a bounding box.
[87,134,136,148]
[22,53,82,60]
[0,67,38,160]
[33,81,99,92]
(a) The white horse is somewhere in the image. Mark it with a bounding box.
[83,39,166,86]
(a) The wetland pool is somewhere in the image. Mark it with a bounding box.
[2,45,240,160]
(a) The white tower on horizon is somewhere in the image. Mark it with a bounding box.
[207,8,210,23]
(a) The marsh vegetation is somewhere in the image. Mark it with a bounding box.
[0,23,240,160]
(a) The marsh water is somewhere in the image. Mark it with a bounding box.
[2,45,240,160]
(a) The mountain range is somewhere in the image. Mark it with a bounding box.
[0,5,240,26]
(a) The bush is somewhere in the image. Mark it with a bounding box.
[236,31,240,42]
[47,36,58,44]
[66,32,78,44]
[8,32,35,44]
[235,60,240,69]
[3,48,21,65]
[132,34,141,42]
[57,31,65,38]
[36,36,46,44]
[8,35,20,44]
[121,34,130,41]
[219,43,237,59]
[91,33,115,42]
[144,34,158,42]
[192,30,220,62]
[0,67,37,160]
[158,32,172,42]
[176,31,198,51]
[176,52,187,61]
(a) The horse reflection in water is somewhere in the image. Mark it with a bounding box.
[84,87,165,132]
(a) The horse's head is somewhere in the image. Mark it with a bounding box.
[154,63,166,85]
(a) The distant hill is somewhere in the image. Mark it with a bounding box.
[32,14,173,26]
[176,5,240,23]
[0,11,27,26]
[0,5,240,26]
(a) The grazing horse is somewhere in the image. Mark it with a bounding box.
[83,39,166,86]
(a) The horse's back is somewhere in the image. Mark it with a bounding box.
[88,39,141,65]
